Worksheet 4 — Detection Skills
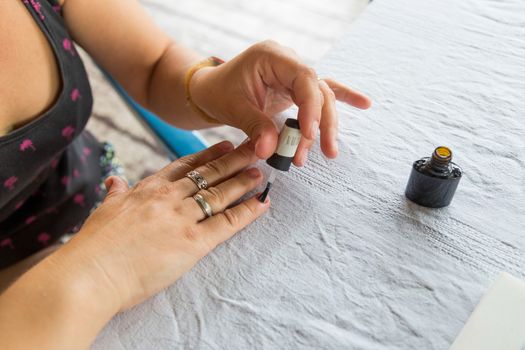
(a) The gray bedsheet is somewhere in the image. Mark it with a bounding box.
[93,0,525,348]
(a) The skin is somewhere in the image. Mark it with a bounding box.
[0,0,371,348]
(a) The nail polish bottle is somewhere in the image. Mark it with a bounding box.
[266,118,301,171]
[405,146,462,208]
[258,118,301,202]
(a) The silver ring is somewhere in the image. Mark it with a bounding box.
[193,193,213,218]
[186,170,208,190]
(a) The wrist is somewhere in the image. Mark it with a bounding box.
[185,57,224,124]
[0,242,120,349]
[48,240,122,315]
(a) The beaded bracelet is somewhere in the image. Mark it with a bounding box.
[184,56,225,124]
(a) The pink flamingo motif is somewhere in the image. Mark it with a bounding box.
[0,238,14,250]
[73,193,85,207]
[61,176,70,186]
[3,176,18,190]
[19,139,36,152]
[25,216,37,225]
[81,147,92,163]
[14,200,25,210]
[52,5,61,13]
[70,88,81,102]
[50,158,59,168]
[24,0,45,20]
[38,232,51,246]
[61,126,75,140]
[73,169,80,178]
[62,38,76,56]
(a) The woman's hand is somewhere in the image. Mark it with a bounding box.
[0,141,268,349]
[64,141,268,311]
[190,40,372,166]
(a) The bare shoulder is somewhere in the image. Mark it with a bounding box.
[0,0,62,136]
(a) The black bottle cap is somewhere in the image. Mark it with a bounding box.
[266,153,293,171]
[285,118,300,129]
[266,118,301,172]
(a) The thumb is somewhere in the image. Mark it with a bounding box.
[103,176,129,201]
[237,104,278,159]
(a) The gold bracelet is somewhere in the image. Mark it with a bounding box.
[184,56,224,124]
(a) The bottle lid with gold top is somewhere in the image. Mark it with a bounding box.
[405,146,463,208]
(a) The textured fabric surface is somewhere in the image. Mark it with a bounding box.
[93,0,525,348]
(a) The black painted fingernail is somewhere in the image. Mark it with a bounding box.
[258,182,272,203]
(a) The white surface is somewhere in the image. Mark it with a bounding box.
[139,0,369,62]
[93,0,525,348]
[450,273,525,350]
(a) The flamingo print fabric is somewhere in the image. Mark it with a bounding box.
[0,0,104,268]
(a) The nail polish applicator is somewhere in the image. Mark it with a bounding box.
[258,118,301,202]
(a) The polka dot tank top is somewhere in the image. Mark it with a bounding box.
[0,0,105,268]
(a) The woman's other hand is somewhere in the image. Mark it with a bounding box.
[190,40,372,166]
[64,141,268,311]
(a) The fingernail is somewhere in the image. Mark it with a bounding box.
[246,168,261,178]
[311,121,319,139]
[256,192,270,204]
[300,148,308,165]
[218,141,234,152]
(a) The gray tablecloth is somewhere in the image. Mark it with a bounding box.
[93,0,525,348]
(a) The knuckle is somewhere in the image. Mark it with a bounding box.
[257,39,279,50]
[241,118,263,141]
[175,154,198,171]
[223,208,240,228]
[205,158,227,176]
[236,142,256,161]
[206,186,226,205]
[239,147,255,163]
[130,178,153,195]
[242,201,258,218]
[155,182,176,196]
[301,66,317,79]
[142,200,166,221]
[325,87,336,101]
[283,45,298,56]
[318,90,325,106]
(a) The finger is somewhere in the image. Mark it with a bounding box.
[292,69,323,142]
[234,103,278,160]
[103,176,129,201]
[184,167,263,221]
[318,80,339,158]
[259,52,322,142]
[157,140,234,181]
[323,78,372,109]
[198,194,270,248]
[293,137,314,167]
[177,142,258,197]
